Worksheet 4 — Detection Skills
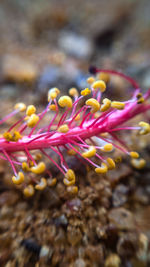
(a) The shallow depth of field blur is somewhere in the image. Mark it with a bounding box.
[0,1,150,266]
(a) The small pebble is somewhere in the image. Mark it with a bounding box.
[58,31,93,58]
[108,208,135,230]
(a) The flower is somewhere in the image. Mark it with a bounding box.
[0,68,150,196]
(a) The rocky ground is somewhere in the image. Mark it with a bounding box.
[0,0,150,266]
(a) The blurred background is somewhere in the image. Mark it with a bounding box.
[0,0,150,110]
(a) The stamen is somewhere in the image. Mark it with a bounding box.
[26,105,36,116]
[86,98,100,113]
[35,177,47,190]
[12,172,24,185]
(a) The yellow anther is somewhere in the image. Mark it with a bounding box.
[81,88,91,96]
[92,80,106,92]
[31,162,46,174]
[97,72,110,83]
[131,158,146,169]
[47,178,57,187]
[82,146,96,158]
[86,76,95,84]
[48,87,60,101]
[35,177,47,190]
[49,104,57,111]
[139,121,150,135]
[86,98,100,113]
[22,162,30,172]
[14,102,26,112]
[67,185,78,194]
[69,88,78,97]
[111,101,125,110]
[106,157,116,170]
[27,114,39,128]
[58,124,69,133]
[26,105,36,116]
[136,92,144,104]
[63,178,75,186]
[130,151,139,159]
[74,114,80,121]
[137,97,144,104]
[101,143,113,152]
[3,132,13,142]
[12,172,24,185]
[23,184,34,197]
[95,163,108,174]
[58,96,72,108]
[65,169,75,181]
[12,131,22,142]
[136,93,142,99]
[100,98,111,112]
[114,156,122,163]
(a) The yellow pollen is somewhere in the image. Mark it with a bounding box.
[58,124,69,133]
[48,88,60,101]
[81,88,91,96]
[65,169,75,181]
[100,98,111,112]
[3,132,13,142]
[97,72,110,83]
[49,104,57,111]
[137,97,144,104]
[63,178,75,186]
[22,162,30,172]
[26,105,36,116]
[12,172,24,185]
[63,169,76,186]
[95,163,108,174]
[31,162,46,174]
[14,102,26,112]
[27,114,39,128]
[35,177,47,190]
[111,101,125,110]
[92,80,106,92]
[101,143,113,152]
[114,156,122,163]
[139,121,150,135]
[106,157,116,170]
[23,184,35,197]
[86,76,95,84]
[130,151,139,159]
[58,96,72,108]
[69,88,78,97]
[86,98,100,113]
[82,146,96,158]
[131,158,146,169]
[12,131,22,142]
[136,93,142,99]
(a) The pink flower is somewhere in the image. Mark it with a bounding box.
[0,68,150,197]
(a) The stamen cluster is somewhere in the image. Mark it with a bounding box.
[0,68,150,197]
